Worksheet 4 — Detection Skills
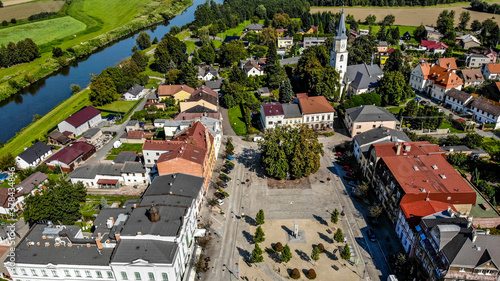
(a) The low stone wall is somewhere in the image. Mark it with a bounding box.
[409,128,450,135]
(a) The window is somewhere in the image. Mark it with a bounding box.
[21,269,27,276]
[148,272,155,280]
[64,270,70,277]
[162,273,169,281]
[135,272,142,280]
[96,271,103,278]
[86,270,92,277]
[107,271,114,278]
[41,270,47,276]
[121,272,128,280]
[340,54,344,61]
[156,152,159,156]
[75,270,81,277]
[31,269,37,276]
[52,270,58,277]
[147,159,151,163]
[356,125,361,129]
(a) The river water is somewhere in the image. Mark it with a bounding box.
[0,0,218,143]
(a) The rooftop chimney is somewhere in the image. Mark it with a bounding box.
[396,143,402,155]
[115,233,120,241]
[472,231,477,242]
[95,238,103,250]
[149,206,161,223]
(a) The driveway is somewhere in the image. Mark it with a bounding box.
[219,107,236,136]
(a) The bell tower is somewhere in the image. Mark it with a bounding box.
[330,8,348,85]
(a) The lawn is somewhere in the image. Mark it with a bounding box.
[80,195,140,219]
[96,100,138,114]
[0,1,65,21]
[0,16,86,46]
[482,137,500,155]
[106,143,144,160]
[175,29,191,41]
[228,106,247,135]
[439,119,465,133]
[0,89,91,158]
[185,40,197,54]
[386,106,405,114]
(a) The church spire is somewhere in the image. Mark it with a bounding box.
[335,8,347,40]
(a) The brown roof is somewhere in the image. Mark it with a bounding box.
[63,106,101,128]
[46,142,94,164]
[418,62,432,79]
[157,85,195,97]
[437,58,458,70]
[192,85,218,98]
[428,65,463,89]
[487,63,500,74]
[174,112,221,121]
[157,143,206,165]
[470,97,500,117]
[143,140,184,151]
[127,130,145,139]
[187,89,218,107]
[297,93,335,114]
[373,141,444,157]
[243,61,262,72]
[261,102,284,116]
[460,68,484,83]
[15,172,48,197]
[174,121,213,151]
[445,89,472,103]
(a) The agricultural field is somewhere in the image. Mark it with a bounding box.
[0,16,86,46]
[311,3,500,27]
[3,0,37,6]
[0,1,65,21]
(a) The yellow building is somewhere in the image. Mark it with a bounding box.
[158,85,195,102]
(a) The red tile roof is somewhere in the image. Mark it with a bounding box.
[428,65,463,89]
[297,94,336,114]
[64,106,101,128]
[421,40,448,50]
[174,121,213,150]
[97,179,119,185]
[487,63,500,74]
[157,85,195,97]
[261,102,284,116]
[127,130,144,139]
[373,141,443,157]
[157,143,206,165]
[192,85,218,98]
[143,140,184,151]
[400,200,456,219]
[437,58,458,70]
[47,142,94,164]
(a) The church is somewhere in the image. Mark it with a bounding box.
[330,9,384,99]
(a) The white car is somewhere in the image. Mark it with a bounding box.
[216,199,224,206]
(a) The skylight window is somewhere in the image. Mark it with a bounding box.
[432,165,438,170]
[413,166,419,171]
[439,174,447,179]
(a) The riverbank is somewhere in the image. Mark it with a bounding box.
[0,0,193,103]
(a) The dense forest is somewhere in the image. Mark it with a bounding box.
[470,0,500,14]
[306,0,467,7]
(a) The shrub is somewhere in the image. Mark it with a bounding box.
[254,226,265,243]
[307,269,317,279]
[280,245,292,263]
[2,20,8,26]
[290,268,300,279]
[317,243,325,253]
[273,242,283,252]
[334,228,344,243]
[341,243,351,260]
[24,72,35,83]
[10,18,16,24]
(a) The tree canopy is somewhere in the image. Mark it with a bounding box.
[154,34,188,73]
[377,71,413,106]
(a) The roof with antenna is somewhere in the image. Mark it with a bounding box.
[335,8,348,40]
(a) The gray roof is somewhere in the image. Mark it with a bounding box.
[346,105,398,123]
[257,87,270,95]
[282,103,302,118]
[198,65,217,78]
[354,127,410,147]
[139,194,193,207]
[126,84,144,96]
[346,63,384,90]
[378,41,389,47]
[111,239,177,264]
[163,120,191,128]
[470,98,500,117]
[445,89,472,103]
[451,233,500,268]
[205,78,226,91]
[304,37,327,42]
[280,56,300,66]
[9,224,114,266]
[113,151,139,164]
[120,205,186,236]
[82,128,101,139]
[279,37,293,40]
[439,145,489,156]
[121,162,146,173]
[245,23,264,31]
[143,173,204,198]
[17,141,52,164]
[92,207,133,237]
[16,172,48,195]
[70,164,122,179]
[148,92,158,100]
[183,105,217,114]
[126,120,138,126]
[335,8,347,40]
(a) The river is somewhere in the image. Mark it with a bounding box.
[0,0,219,143]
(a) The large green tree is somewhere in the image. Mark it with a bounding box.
[89,77,118,106]
[251,243,264,263]
[347,35,377,66]
[154,34,188,73]
[136,32,151,50]
[259,125,324,179]
[0,153,15,170]
[280,244,292,263]
[198,44,215,64]
[459,11,471,30]
[131,51,148,71]
[279,78,294,103]
[436,10,456,40]
[218,40,247,66]
[377,71,413,106]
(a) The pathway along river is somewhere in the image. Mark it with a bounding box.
[0,0,221,144]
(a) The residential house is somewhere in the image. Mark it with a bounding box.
[359,29,369,36]
[120,130,154,144]
[15,141,52,169]
[459,68,484,87]
[159,120,191,137]
[414,215,500,280]
[344,63,384,96]
[245,23,264,32]
[125,120,140,132]
[260,102,284,129]
[377,41,389,53]
[440,145,489,158]
[277,48,286,56]
[157,84,195,102]
[484,49,498,64]
[147,92,159,103]
[410,61,431,92]
[257,87,272,97]
[5,173,205,281]
[352,127,410,177]
[297,93,335,130]
[112,151,140,164]
[277,37,294,49]
[302,26,318,34]
[45,142,96,172]
[0,172,48,215]
[81,128,102,144]
[282,103,302,126]
[69,162,149,188]
[424,26,443,41]
[421,40,448,54]
[240,60,264,76]
[57,106,102,136]
[122,84,146,101]
[204,78,226,93]
[436,57,458,72]
[464,53,490,68]
[47,130,71,146]
[469,97,500,129]
[197,65,218,81]
[444,88,473,112]
[481,63,500,79]
[174,110,221,122]
[456,34,481,49]
[179,86,218,112]
[303,37,327,48]
[410,63,463,102]
[344,105,398,136]
[368,141,476,222]
[402,31,412,40]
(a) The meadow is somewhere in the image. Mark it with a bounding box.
[0,1,65,21]
[0,16,86,46]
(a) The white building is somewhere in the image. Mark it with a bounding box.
[5,173,205,281]
[69,162,149,188]
[443,88,473,112]
[330,8,348,91]
[241,60,264,77]
[303,37,327,48]
[469,98,500,129]
[481,63,500,79]
[57,106,102,136]
[197,65,218,81]
[260,102,284,129]
[297,94,335,130]
[15,141,52,170]
[122,84,146,101]
[410,62,463,102]
[0,172,47,215]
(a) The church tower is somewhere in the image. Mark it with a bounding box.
[330,8,348,85]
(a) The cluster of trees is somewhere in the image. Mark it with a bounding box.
[153,33,188,73]
[377,71,413,106]
[28,12,58,21]
[259,125,324,179]
[0,38,40,68]
[306,0,465,7]
[399,100,446,130]
[347,35,377,66]
[23,179,87,225]
[470,0,500,15]
[342,92,381,108]
[89,55,148,106]
[297,45,340,100]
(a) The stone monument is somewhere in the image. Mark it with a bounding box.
[288,221,306,243]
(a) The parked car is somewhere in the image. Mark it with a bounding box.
[223,168,232,174]
[227,155,234,160]
[367,229,376,242]
[215,192,226,200]
[216,199,224,206]
[335,152,342,157]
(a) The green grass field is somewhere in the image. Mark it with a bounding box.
[228,106,247,135]
[96,100,137,113]
[0,89,91,158]
[0,1,65,21]
[106,143,144,160]
[0,16,86,46]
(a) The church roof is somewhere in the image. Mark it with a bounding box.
[335,8,348,40]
